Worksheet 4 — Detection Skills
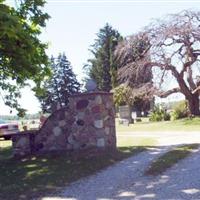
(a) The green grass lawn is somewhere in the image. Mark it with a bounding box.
[116,117,200,132]
[117,136,158,147]
[145,144,199,176]
[0,140,146,200]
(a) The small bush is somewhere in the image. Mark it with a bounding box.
[113,85,132,107]
[171,100,188,120]
[149,106,170,122]
[163,112,171,121]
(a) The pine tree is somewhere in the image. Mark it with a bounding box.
[86,23,122,91]
[38,53,80,112]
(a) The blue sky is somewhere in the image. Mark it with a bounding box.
[1,0,200,115]
[42,1,200,80]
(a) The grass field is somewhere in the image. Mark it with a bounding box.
[116,117,200,132]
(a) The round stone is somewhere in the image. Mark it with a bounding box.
[76,99,89,110]
[77,119,84,126]
[59,120,66,127]
[68,135,76,145]
[97,138,105,147]
[95,95,102,104]
[91,105,102,113]
[53,126,62,136]
[94,120,103,129]
[105,127,110,135]
[77,112,85,119]
[16,137,27,147]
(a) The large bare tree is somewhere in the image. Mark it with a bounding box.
[117,10,200,116]
[115,33,154,112]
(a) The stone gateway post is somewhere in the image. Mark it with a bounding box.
[12,92,116,157]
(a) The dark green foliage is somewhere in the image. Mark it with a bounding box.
[149,106,170,122]
[0,0,50,116]
[113,84,132,107]
[86,23,122,91]
[163,112,171,121]
[132,96,151,114]
[37,53,80,113]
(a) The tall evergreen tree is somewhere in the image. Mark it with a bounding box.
[86,23,122,91]
[37,53,80,113]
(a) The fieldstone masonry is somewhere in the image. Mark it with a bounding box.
[12,92,116,157]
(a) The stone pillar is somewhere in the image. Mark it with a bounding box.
[12,92,116,157]
[68,92,116,150]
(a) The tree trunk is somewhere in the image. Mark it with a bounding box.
[187,94,200,116]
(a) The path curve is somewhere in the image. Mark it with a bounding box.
[39,146,172,200]
[37,131,200,200]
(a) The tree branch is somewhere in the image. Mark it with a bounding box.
[192,85,200,94]
[156,87,181,98]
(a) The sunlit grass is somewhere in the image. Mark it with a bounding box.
[117,136,158,147]
[116,117,200,132]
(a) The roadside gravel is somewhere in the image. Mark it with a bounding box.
[115,147,200,200]
[38,131,200,200]
[40,146,172,200]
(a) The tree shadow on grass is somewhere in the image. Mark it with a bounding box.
[2,142,199,200]
[0,145,146,200]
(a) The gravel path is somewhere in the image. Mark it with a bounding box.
[114,147,200,200]
[40,145,200,200]
[37,131,200,200]
[40,146,173,200]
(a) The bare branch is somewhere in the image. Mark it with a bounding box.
[192,85,200,94]
[156,87,181,98]
[116,10,200,115]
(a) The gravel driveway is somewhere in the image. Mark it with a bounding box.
[38,132,200,200]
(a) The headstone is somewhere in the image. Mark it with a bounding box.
[119,105,132,123]
[131,111,137,120]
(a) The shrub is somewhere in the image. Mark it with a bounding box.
[163,112,171,121]
[149,108,163,121]
[112,84,133,107]
[149,106,170,122]
[170,100,188,120]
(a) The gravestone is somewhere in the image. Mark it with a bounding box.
[131,111,137,120]
[119,105,132,124]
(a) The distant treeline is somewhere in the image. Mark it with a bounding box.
[157,100,186,110]
[0,113,41,120]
